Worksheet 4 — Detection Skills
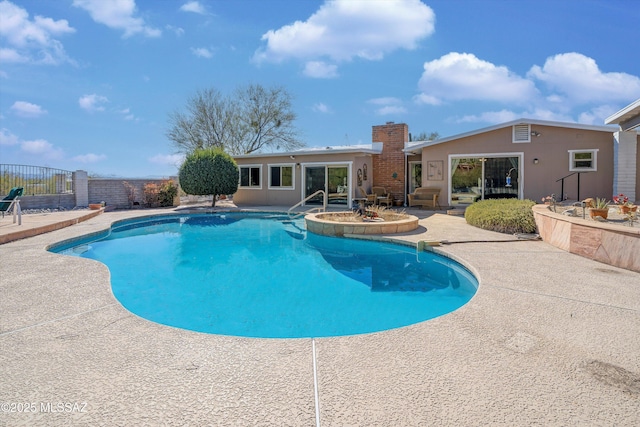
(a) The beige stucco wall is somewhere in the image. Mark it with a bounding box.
[420,125,615,205]
[636,134,640,203]
[233,152,374,207]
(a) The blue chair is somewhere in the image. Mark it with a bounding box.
[0,187,24,218]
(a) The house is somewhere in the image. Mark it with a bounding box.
[232,144,383,208]
[233,103,640,209]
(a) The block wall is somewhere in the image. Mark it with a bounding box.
[17,194,76,210]
[88,178,177,209]
[372,122,408,204]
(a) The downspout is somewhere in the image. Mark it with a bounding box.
[404,151,409,207]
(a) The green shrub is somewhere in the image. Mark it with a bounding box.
[179,148,239,206]
[464,199,537,234]
[158,180,178,207]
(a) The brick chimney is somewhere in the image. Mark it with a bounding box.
[372,122,408,204]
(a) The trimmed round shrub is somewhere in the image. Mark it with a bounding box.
[464,199,537,234]
[179,148,239,206]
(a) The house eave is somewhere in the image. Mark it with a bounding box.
[404,118,618,153]
[605,99,640,131]
[234,144,382,159]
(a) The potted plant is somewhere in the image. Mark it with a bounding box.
[589,197,610,220]
[612,193,637,215]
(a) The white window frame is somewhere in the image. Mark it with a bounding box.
[568,149,598,172]
[268,163,295,190]
[239,164,262,189]
[512,124,531,143]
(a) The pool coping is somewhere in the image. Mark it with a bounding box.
[1,206,639,426]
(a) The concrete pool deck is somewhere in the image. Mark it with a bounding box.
[1,205,639,426]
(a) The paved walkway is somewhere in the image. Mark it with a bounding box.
[1,205,639,426]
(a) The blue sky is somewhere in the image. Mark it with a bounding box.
[1,0,639,177]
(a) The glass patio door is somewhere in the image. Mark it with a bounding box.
[409,162,422,193]
[327,166,348,205]
[304,165,349,205]
[483,157,519,199]
[305,166,326,204]
[451,156,519,204]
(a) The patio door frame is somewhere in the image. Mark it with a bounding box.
[301,161,353,208]
[448,152,523,205]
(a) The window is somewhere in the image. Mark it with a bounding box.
[269,165,294,188]
[569,149,598,171]
[512,124,531,143]
[239,165,261,188]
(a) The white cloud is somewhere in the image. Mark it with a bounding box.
[117,108,137,121]
[455,108,573,125]
[455,110,520,124]
[149,153,184,166]
[180,1,207,14]
[303,61,338,78]
[166,24,184,36]
[418,51,640,127]
[0,47,28,63]
[10,101,47,118]
[416,52,539,105]
[312,103,332,114]
[72,0,160,38]
[0,128,20,146]
[191,47,213,58]
[368,97,407,115]
[72,153,107,163]
[577,105,620,126]
[79,94,109,112]
[0,0,75,65]
[527,52,640,105]
[21,138,64,159]
[369,97,402,106]
[376,105,408,115]
[254,0,434,75]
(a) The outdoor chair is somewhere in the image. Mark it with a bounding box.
[1,187,24,218]
[372,186,393,207]
[358,187,377,205]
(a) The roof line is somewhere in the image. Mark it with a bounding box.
[234,144,382,158]
[406,118,617,151]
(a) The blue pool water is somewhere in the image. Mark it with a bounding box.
[51,213,478,338]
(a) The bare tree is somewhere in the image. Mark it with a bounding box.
[410,131,440,142]
[167,84,303,156]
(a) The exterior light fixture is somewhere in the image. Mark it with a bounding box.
[531,131,541,137]
[533,158,539,164]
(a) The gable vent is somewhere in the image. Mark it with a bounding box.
[512,124,531,143]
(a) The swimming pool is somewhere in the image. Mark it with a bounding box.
[51,213,478,338]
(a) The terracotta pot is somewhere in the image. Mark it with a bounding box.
[620,205,637,214]
[89,203,102,210]
[589,208,609,220]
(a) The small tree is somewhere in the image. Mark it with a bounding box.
[178,148,239,207]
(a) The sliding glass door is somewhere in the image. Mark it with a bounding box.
[451,156,520,205]
[304,165,349,205]
[305,166,325,204]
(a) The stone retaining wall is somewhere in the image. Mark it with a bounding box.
[305,212,419,237]
[533,205,640,272]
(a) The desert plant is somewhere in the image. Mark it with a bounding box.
[592,198,609,209]
[158,180,178,207]
[464,198,537,234]
[143,183,160,207]
[123,181,137,208]
[178,148,239,207]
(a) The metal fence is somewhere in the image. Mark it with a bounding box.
[0,164,74,196]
